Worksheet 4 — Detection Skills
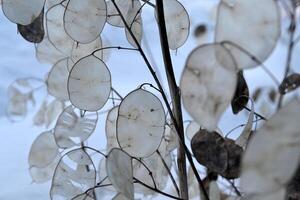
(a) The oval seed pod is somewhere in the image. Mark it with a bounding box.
[50,149,96,200]
[180,44,237,131]
[2,0,45,25]
[215,0,281,69]
[17,8,45,43]
[46,4,74,56]
[116,89,165,158]
[54,105,98,148]
[28,131,59,168]
[241,100,300,196]
[68,55,111,111]
[64,0,106,43]
[35,36,65,65]
[106,148,134,200]
[47,58,70,101]
[160,0,190,50]
[105,106,120,152]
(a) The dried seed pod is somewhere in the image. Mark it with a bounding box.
[54,106,98,148]
[28,131,59,168]
[222,138,243,179]
[231,71,249,114]
[215,0,281,69]
[17,9,44,43]
[279,73,300,95]
[105,106,120,152]
[67,55,111,111]
[50,149,96,200]
[180,44,237,131]
[46,4,74,56]
[191,130,228,173]
[161,0,190,50]
[64,0,106,43]
[191,129,243,179]
[2,0,45,25]
[241,100,300,196]
[35,36,65,65]
[47,58,70,101]
[106,148,134,200]
[116,89,165,158]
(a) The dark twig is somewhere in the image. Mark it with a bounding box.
[134,178,183,200]
[156,150,180,196]
[277,5,297,110]
[111,1,209,199]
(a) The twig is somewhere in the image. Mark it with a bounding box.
[226,179,242,197]
[111,1,209,199]
[277,5,297,110]
[155,0,209,199]
[92,46,138,56]
[134,178,183,200]
[156,150,180,197]
[141,0,155,7]
[111,87,124,100]
[131,157,157,189]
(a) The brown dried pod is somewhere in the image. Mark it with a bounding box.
[17,8,44,43]
[191,130,228,174]
[222,139,243,179]
[231,71,249,114]
[191,129,243,179]
[279,73,300,95]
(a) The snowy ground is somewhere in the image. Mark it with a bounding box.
[0,0,298,199]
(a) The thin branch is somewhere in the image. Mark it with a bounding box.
[277,6,297,110]
[111,1,209,199]
[156,150,180,197]
[81,146,107,158]
[134,178,183,200]
[226,179,242,197]
[141,0,155,7]
[111,87,124,100]
[131,157,157,189]
[225,118,261,138]
[91,46,138,56]
[156,0,210,199]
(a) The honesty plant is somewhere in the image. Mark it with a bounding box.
[1,0,300,199]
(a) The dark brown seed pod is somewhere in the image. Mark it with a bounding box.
[231,71,249,114]
[17,9,44,43]
[279,73,300,95]
[191,130,228,174]
[191,129,243,179]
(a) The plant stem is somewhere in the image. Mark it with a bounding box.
[134,178,184,200]
[111,1,209,199]
[157,150,180,196]
[277,5,296,110]
[155,0,188,199]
